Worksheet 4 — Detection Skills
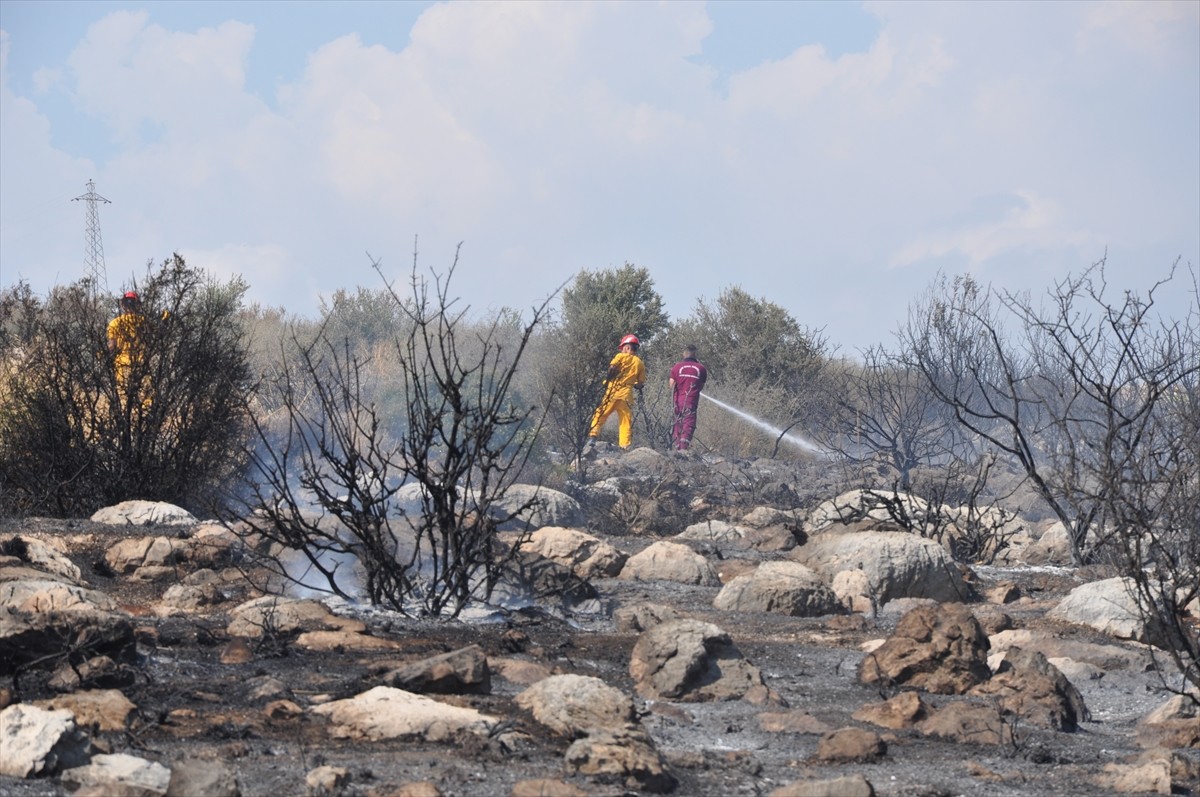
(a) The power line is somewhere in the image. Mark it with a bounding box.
[72,179,111,295]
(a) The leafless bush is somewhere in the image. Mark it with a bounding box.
[901,262,1196,561]
[628,372,677,452]
[902,259,1199,697]
[812,345,964,489]
[607,463,693,536]
[1111,366,1200,700]
[907,455,1022,564]
[228,248,556,618]
[522,324,610,468]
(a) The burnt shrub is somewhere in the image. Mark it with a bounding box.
[0,255,252,516]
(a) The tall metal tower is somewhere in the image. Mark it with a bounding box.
[72,179,111,294]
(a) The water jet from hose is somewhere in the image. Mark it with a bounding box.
[700,394,827,456]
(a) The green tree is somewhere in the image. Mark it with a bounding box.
[560,263,670,347]
[534,264,669,458]
[677,286,824,389]
[319,286,414,350]
[668,287,831,455]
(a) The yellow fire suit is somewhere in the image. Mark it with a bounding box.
[107,311,148,407]
[589,350,647,448]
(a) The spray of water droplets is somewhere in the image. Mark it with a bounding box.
[699,393,827,456]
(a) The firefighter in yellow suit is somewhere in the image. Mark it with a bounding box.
[589,334,647,449]
[107,291,149,409]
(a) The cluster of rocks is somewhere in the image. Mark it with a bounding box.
[2,446,1199,796]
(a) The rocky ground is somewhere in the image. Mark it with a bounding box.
[1,446,1198,797]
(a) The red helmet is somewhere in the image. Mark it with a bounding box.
[619,334,640,349]
[123,291,140,301]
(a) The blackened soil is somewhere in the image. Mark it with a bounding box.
[1,517,1195,797]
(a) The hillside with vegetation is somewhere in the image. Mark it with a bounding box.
[0,250,1196,795]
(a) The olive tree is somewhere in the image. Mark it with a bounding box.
[532,264,669,460]
[668,286,831,456]
[560,263,670,347]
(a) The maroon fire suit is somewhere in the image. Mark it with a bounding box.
[669,356,708,450]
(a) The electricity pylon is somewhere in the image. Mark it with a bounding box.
[72,179,111,296]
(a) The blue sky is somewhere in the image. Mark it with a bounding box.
[1,0,1197,355]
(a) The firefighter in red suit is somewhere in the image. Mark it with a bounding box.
[669,344,708,450]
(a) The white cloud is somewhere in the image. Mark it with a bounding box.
[0,31,99,287]
[1,1,1195,352]
[888,190,1095,270]
[1077,0,1199,65]
[280,32,501,228]
[180,241,292,300]
[67,12,260,145]
[31,65,61,93]
[726,29,954,123]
